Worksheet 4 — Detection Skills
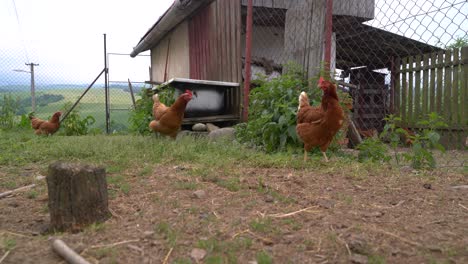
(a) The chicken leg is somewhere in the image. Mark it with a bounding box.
[303,149,308,162]
[322,152,329,162]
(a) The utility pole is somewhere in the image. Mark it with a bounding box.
[25,63,39,112]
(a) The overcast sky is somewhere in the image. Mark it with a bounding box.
[0,0,466,86]
[0,0,173,85]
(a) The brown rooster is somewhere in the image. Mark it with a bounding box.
[149,90,194,138]
[29,111,62,135]
[296,77,344,162]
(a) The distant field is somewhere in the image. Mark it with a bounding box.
[0,87,143,131]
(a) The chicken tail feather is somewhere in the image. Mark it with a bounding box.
[298,91,309,110]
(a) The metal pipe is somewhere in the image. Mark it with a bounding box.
[60,69,105,124]
[242,0,253,122]
[324,0,333,74]
[104,33,110,134]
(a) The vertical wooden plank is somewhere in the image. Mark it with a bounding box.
[407,56,414,126]
[444,49,452,124]
[401,57,407,125]
[228,0,235,82]
[429,52,436,113]
[422,53,429,117]
[414,55,421,121]
[219,0,227,81]
[230,0,237,82]
[452,48,459,126]
[461,47,468,129]
[393,57,401,116]
[436,51,444,113]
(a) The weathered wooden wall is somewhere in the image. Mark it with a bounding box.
[284,0,327,79]
[241,0,374,20]
[188,0,242,83]
[150,21,190,82]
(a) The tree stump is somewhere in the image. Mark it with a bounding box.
[47,161,110,232]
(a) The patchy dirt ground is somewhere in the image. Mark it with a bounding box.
[0,161,467,264]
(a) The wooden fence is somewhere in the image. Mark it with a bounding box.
[394,46,468,149]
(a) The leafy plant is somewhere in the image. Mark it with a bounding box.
[404,112,447,169]
[357,137,390,163]
[0,94,22,130]
[235,63,320,152]
[59,102,96,136]
[379,114,409,164]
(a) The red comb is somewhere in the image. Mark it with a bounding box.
[319,77,325,84]
[185,89,192,95]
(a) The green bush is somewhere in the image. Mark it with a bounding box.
[0,94,23,130]
[357,137,390,163]
[404,112,447,169]
[235,64,320,152]
[59,102,96,136]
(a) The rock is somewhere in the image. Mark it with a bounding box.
[192,123,207,131]
[192,190,206,199]
[36,175,46,180]
[208,127,235,141]
[423,183,432,190]
[190,248,207,261]
[363,211,384,218]
[206,123,220,132]
[350,253,368,264]
[347,235,368,254]
[143,231,155,238]
[326,187,333,192]
[265,195,274,203]
[315,199,335,209]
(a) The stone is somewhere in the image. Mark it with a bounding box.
[192,123,207,131]
[350,253,368,264]
[192,190,206,199]
[206,123,220,132]
[208,127,235,141]
[265,195,274,203]
[190,248,207,261]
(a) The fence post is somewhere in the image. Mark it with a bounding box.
[242,0,253,122]
[324,0,333,74]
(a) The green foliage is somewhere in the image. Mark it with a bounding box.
[357,137,390,163]
[256,251,273,264]
[446,35,468,49]
[235,64,319,152]
[59,102,96,136]
[379,114,409,164]
[0,94,22,130]
[404,112,447,169]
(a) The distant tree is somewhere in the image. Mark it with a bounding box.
[446,35,468,49]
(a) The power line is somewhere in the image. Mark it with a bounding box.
[11,0,30,63]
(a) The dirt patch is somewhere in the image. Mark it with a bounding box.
[1,163,467,263]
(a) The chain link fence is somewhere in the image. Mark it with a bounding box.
[0,44,150,133]
[243,0,467,166]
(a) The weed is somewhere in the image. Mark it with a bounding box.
[1,237,16,251]
[174,181,198,190]
[368,254,386,264]
[107,175,130,195]
[59,102,96,136]
[217,177,241,192]
[26,190,38,199]
[256,251,273,264]
[357,138,390,163]
[155,221,177,247]
[86,222,106,233]
[250,218,274,233]
[172,258,192,264]
[93,247,117,260]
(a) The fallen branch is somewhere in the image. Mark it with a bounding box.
[51,239,90,264]
[0,184,36,199]
[88,239,140,249]
[162,247,173,264]
[267,206,319,218]
[0,251,10,264]
[458,203,468,212]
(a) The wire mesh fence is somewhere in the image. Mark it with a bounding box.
[243,0,467,166]
[0,46,150,133]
